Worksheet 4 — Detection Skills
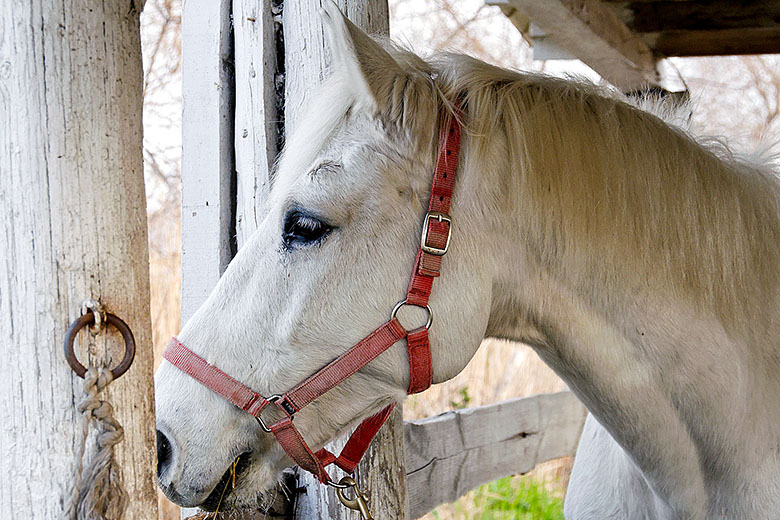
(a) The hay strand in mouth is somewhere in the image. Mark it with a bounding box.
[209,458,240,518]
[182,457,241,519]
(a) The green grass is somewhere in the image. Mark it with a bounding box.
[430,476,565,520]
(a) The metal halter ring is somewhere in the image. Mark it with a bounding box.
[390,299,432,330]
[327,476,355,489]
[64,311,136,379]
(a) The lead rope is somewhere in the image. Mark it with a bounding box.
[67,366,128,520]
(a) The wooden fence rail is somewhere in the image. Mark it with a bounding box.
[405,391,587,518]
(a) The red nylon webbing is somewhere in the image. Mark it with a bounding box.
[406,112,461,306]
[285,319,407,409]
[315,403,396,474]
[271,417,331,483]
[406,328,433,394]
[163,338,262,413]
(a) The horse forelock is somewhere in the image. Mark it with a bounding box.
[271,51,443,210]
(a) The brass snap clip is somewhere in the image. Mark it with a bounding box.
[334,476,373,519]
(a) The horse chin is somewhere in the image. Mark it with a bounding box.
[198,451,293,513]
[200,489,287,515]
[197,452,251,511]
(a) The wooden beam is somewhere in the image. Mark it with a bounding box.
[616,1,780,33]
[651,28,780,57]
[405,392,587,518]
[503,0,658,90]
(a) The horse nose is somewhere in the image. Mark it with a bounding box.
[157,430,173,477]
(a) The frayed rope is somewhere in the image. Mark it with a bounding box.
[67,367,128,520]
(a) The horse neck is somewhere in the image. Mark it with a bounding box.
[458,84,780,353]
[461,94,780,491]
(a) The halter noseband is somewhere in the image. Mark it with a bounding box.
[163,106,461,490]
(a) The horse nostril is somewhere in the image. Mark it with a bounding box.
[157,430,172,477]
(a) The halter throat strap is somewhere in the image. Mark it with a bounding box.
[163,106,461,484]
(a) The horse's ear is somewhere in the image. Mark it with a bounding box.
[321,1,403,111]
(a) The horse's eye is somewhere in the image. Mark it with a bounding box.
[283,210,333,247]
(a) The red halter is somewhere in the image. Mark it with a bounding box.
[164,107,461,485]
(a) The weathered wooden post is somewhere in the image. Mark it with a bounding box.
[0,1,158,518]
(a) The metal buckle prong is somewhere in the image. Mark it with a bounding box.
[420,211,452,256]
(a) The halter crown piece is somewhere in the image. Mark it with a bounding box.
[163,106,462,499]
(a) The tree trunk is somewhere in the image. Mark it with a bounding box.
[1,1,157,519]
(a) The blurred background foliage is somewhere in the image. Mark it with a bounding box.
[140,1,780,518]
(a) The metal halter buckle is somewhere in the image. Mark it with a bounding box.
[420,211,452,256]
[255,394,296,433]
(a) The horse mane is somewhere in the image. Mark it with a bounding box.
[380,49,780,334]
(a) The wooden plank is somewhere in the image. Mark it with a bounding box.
[405,392,587,518]
[180,0,235,323]
[228,3,290,516]
[180,1,234,517]
[615,1,780,33]
[283,0,390,132]
[0,1,157,518]
[234,0,280,245]
[504,0,658,91]
[651,28,780,57]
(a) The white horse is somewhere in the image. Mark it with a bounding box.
[155,4,780,518]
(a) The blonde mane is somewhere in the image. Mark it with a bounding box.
[381,50,780,335]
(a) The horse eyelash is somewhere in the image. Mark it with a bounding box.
[294,215,319,230]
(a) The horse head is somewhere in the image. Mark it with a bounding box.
[154,4,493,509]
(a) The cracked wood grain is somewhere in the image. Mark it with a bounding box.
[404,392,586,518]
[0,1,157,518]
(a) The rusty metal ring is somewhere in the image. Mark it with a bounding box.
[64,311,136,379]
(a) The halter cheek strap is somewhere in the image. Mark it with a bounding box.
[163,107,461,485]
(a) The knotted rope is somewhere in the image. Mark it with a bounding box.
[67,367,128,520]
